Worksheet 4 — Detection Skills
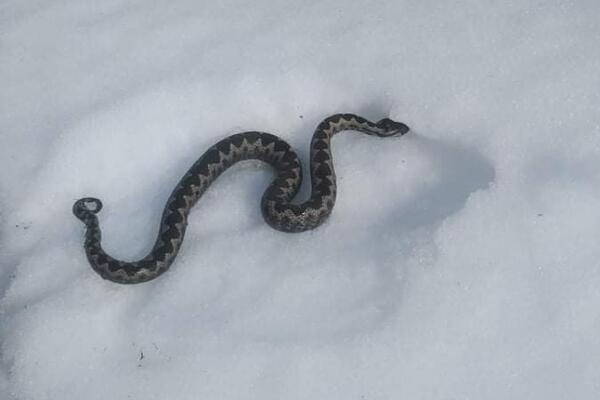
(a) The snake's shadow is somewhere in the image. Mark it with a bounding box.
[380,133,495,232]
[347,133,495,334]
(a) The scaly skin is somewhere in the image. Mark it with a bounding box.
[73,113,409,284]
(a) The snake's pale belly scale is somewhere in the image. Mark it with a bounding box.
[73,114,409,284]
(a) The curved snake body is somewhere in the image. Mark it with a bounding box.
[73,114,409,284]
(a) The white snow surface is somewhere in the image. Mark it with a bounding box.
[2,1,600,399]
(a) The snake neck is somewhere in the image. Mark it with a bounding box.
[307,113,391,209]
[316,113,397,138]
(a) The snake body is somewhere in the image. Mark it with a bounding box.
[73,114,409,284]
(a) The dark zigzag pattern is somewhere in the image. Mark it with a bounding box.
[72,114,409,284]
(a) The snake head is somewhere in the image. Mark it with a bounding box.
[73,197,103,222]
[376,118,410,137]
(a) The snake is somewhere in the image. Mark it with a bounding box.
[73,113,409,284]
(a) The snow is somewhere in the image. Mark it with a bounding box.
[2,0,600,399]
